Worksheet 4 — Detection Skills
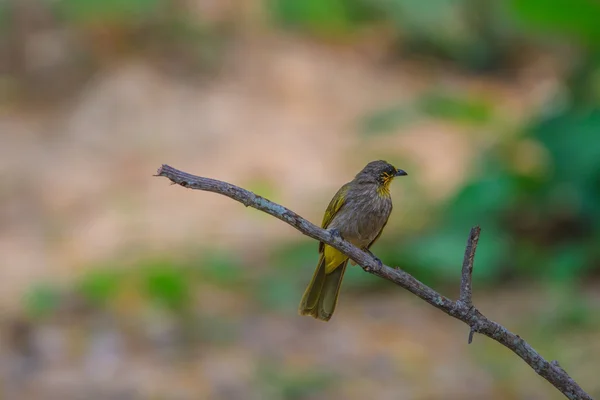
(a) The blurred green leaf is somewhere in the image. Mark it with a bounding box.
[512,241,550,278]
[77,270,122,306]
[199,250,246,286]
[360,91,494,137]
[375,0,516,70]
[535,282,598,332]
[143,261,190,310]
[531,109,600,226]
[24,284,62,318]
[54,0,162,23]
[256,273,300,311]
[271,241,316,271]
[382,0,465,40]
[269,0,379,36]
[341,262,382,288]
[510,0,600,46]
[360,104,418,136]
[546,244,590,283]
[532,109,600,184]
[399,224,509,284]
[418,91,494,124]
[445,173,517,224]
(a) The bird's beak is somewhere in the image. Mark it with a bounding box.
[395,169,408,177]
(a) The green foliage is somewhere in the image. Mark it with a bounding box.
[510,0,600,47]
[392,106,600,285]
[53,0,162,24]
[419,91,494,124]
[19,253,249,318]
[357,0,600,284]
[532,110,600,190]
[269,0,518,70]
[260,241,315,310]
[24,284,62,318]
[142,260,191,311]
[271,241,317,270]
[360,104,418,136]
[197,249,247,287]
[256,273,301,312]
[342,261,383,288]
[536,286,598,331]
[361,90,494,136]
[49,0,228,74]
[384,0,516,69]
[268,0,380,37]
[389,103,600,284]
[268,0,600,71]
[76,270,122,306]
[405,226,508,283]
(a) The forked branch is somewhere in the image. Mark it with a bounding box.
[155,164,592,400]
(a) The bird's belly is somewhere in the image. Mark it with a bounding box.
[356,213,388,244]
[332,208,390,248]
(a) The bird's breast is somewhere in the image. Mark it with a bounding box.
[329,189,393,247]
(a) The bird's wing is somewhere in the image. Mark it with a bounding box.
[319,183,350,253]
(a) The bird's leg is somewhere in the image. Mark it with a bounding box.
[365,249,383,269]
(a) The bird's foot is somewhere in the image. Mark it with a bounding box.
[328,228,342,241]
[365,249,383,271]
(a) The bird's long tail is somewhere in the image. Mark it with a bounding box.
[298,255,348,321]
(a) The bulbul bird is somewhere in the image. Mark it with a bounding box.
[299,160,408,321]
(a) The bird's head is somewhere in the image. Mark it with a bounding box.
[355,160,407,195]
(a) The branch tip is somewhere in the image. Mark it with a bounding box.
[459,226,481,308]
[468,328,475,344]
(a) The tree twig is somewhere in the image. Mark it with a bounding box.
[460,226,480,344]
[460,226,480,308]
[155,164,593,400]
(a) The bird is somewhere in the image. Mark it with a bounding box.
[298,160,408,321]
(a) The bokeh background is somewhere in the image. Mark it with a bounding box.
[2,0,600,399]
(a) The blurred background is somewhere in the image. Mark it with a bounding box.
[1,0,600,399]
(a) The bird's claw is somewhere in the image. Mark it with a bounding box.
[329,228,342,240]
[373,257,383,269]
[365,249,383,270]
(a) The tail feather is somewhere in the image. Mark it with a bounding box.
[299,257,348,321]
[299,256,327,314]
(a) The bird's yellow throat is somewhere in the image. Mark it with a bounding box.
[376,174,393,197]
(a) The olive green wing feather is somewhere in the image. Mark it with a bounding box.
[319,183,350,253]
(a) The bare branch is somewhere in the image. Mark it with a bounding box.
[155,164,593,400]
[460,226,480,308]
[460,226,480,344]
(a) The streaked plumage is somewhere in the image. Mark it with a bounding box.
[299,160,407,321]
